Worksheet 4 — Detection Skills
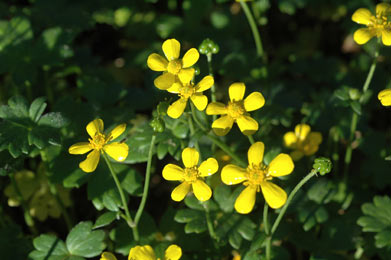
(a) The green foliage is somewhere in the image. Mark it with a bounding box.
[29,222,105,260]
[358,196,391,249]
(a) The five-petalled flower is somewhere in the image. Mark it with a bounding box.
[147,38,199,90]
[166,73,214,118]
[100,244,182,260]
[162,148,218,202]
[378,89,391,106]
[352,3,391,46]
[68,119,129,173]
[283,124,322,161]
[206,82,265,136]
[221,142,294,214]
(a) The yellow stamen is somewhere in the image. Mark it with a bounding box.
[178,83,196,99]
[183,166,199,183]
[89,133,107,150]
[167,59,182,74]
[227,100,245,119]
[244,163,271,191]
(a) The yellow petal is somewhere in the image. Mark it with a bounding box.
[212,115,234,136]
[244,92,265,112]
[162,38,181,60]
[190,94,208,111]
[196,75,214,92]
[108,124,126,140]
[69,142,92,154]
[260,181,287,209]
[178,68,195,83]
[87,119,104,138]
[290,150,304,161]
[236,115,258,135]
[378,89,391,106]
[307,132,322,146]
[79,150,100,173]
[303,143,319,156]
[128,245,156,260]
[100,252,117,260]
[192,179,212,201]
[163,164,184,181]
[234,186,257,214]
[229,82,246,101]
[167,82,181,93]
[182,147,199,168]
[221,164,247,185]
[267,153,294,177]
[294,124,311,141]
[283,132,297,148]
[154,72,176,90]
[352,8,373,25]
[247,141,264,167]
[382,29,391,46]
[147,53,168,71]
[171,182,191,202]
[182,48,199,68]
[198,158,219,177]
[376,3,391,16]
[167,98,187,119]
[206,102,227,115]
[103,143,129,161]
[353,28,375,45]
[164,245,182,260]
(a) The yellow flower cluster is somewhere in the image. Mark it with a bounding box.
[352,3,391,46]
[283,124,322,161]
[4,170,71,221]
[69,119,129,173]
[101,244,182,260]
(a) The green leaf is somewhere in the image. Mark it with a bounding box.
[29,234,69,260]
[174,209,203,223]
[350,101,361,115]
[0,16,33,51]
[124,123,154,164]
[29,97,47,122]
[357,196,391,248]
[184,218,207,234]
[93,212,118,229]
[66,222,105,258]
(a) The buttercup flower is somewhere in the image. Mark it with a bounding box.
[162,147,218,202]
[352,3,391,45]
[221,142,294,213]
[147,38,199,90]
[100,244,182,260]
[166,74,214,118]
[283,124,322,161]
[206,82,265,136]
[378,89,391,106]
[68,119,129,173]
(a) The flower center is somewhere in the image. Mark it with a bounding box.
[183,166,199,183]
[178,83,196,99]
[89,133,107,150]
[167,59,182,74]
[244,164,271,191]
[227,101,245,119]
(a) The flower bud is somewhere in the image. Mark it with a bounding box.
[198,38,220,55]
[313,157,332,176]
[150,118,165,133]
[349,88,361,100]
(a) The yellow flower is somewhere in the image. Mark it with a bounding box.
[378,89,391,106]
[147,38,199,90]
[221,142,294,213]
[162,148,219,202]
[166,74,214,118]
[352,3,391,46]
[128,244,182,260]
[68,119,129,173]
[283,124,322,161]
[206,82,265,136]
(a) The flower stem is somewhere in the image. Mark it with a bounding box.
[47,181,73,231]
[188,111,201,158]
[343,50,378,181]
[239,0,266,61]
[134,134,156,226]
[203,202,219,247]
[270,170,317,235]
[248,135,255,144]
[9,173,38,235]
[190,102,208,132]
[207,53,217,153]
[103,153,139,241]
[263,203,271,260]
[206,133,247,168]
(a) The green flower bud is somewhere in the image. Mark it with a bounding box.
[313,157,332,176]
[349,88,361,100]
[157,102,169,116]
[150,118,165,133]
[198,38,220,55]
[194,65,200,76]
